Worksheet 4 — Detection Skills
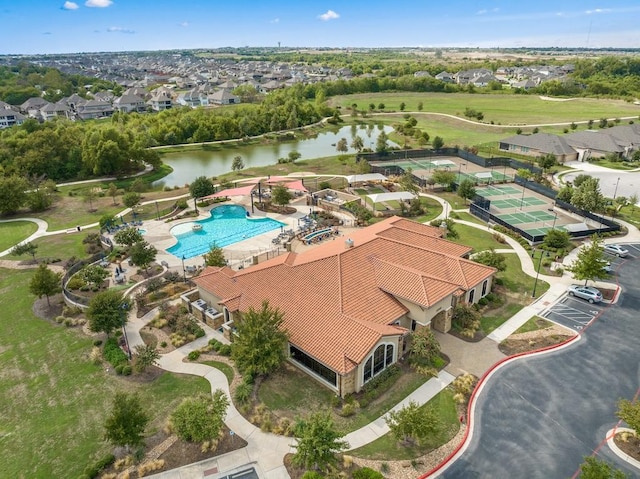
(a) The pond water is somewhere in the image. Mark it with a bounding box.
[157,124,397,187]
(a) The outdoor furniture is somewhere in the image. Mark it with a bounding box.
[114,274,125,284]
[99,260,110,268]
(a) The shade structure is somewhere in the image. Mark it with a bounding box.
[202,184,256,199]
[367,191,416,203]
[345,173,387,184]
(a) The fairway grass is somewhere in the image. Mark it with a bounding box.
[0,221,38,252]
[4,228,98,261]
[332,93,640,125]
[0,269,209,478]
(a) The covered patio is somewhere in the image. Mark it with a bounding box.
[366,191,416,212]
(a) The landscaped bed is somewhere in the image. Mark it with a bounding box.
[499,316,576,356]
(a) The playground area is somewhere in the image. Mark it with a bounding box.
[474,184,604,238]
[370,155,517,185]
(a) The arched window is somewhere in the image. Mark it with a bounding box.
[363,343,395,384]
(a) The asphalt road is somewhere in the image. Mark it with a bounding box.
[563,170,639,201]
[440,248,640,478]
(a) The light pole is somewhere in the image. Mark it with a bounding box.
[181,255,186,282]
[458,162,466,184]
[611,177,621,220]
[155,200,160,220]
[531,248,549,298]
[121,302,132,359]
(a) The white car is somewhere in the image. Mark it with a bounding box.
[603,244,629,258]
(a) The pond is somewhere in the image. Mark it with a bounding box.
[157,124,397,187]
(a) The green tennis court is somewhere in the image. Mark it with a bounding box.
[492,197,547,209]
[497,210,557,225]
[525,225,567,236]
[477,185,522,196]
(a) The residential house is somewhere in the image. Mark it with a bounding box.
[20,97,50,118]
[565,130,627,160]
[191,217,496,397]
[148,90,173,111]
[0,108,26,128]
[435,71,454,83]
[209,89,240,105]
[76,99,114,120]
[113,93,147,113]
[498,133,578,162]
[39,101,71,121]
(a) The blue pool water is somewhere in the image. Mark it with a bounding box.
[167,205,285,259]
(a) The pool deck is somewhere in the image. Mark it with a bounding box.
[121,196,348,275]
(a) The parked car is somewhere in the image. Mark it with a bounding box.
[603,244,629,258]
[567,284,603,304]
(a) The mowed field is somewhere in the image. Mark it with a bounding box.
[331,93,640,125]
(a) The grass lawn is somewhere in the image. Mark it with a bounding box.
[413,197,443,223]
[4,228,99,262]
[588,159,638,171]
[349,389,460,460]
[0,269,210,479]
[201,360,234,385]
[450,223,508,252]
[497,253,549,297]
[615,204,640,228]
[0,221,38,252]
[514,316,554,334]
[452,211,486,226]
[258,365,429,433]
[332,93,640,126]
[480,302,525,335]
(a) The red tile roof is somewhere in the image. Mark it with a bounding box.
[193,216,495,375]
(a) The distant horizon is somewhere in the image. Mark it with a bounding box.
[3,1,640,55]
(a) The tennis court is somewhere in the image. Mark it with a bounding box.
[477,185,522,196]
[492,197,547,209]
[496,210,558,225]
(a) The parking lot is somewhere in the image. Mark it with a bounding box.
[542,296,605,331]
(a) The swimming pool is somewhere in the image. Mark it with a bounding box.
[167,205,285,259]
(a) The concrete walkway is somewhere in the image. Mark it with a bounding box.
[0,217,49,257]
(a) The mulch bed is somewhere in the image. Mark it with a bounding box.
[613,433,640,461]
[448,328,484,343]
[32,294,65,322]
[498,334,573,356]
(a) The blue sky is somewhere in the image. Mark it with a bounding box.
[2,1,640,55]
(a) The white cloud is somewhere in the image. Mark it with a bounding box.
[269,18,280,24]
[107,26,135,34]
[476,9,487,15]
[318,10,339,21]
[477,7,499,15]
[586,8,612,14]
[62,1,79,10]
[180,21,189,27]
[85,0,113,7]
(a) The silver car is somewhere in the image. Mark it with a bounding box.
[567,284,603,304]
[603,244,629,258]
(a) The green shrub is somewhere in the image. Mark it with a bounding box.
[121,365,132,376]
[353,467,384,479]
[218,344,232,356]
[66,275,86,290]
[301,472,324,479]
[115,364,125,375]
[234,380,253,404]
[330,395,342,408]
[93,339,103,347]
[103,338,128,368]
[187,350,201,361]
[478,297,489,306]
[160,341,167,348]
[176,198,188,209]
[82,453,115,479]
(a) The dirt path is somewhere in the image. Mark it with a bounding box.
[0,259,64,273]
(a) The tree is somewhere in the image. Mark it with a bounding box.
[231,300,289,377]
[292,411,348,472]
[351,136,364,152]
[556,184,574,202]
[473,248,506,272]
[29,263,62,307]
[288,151,302,162]
[375,131,388,153]
[567,236,609,285]
[457,179,476,204]
[617,398,640,436]
[82,188,98,212]
[543,229,571,250]
[171,391,229,443]
[133,344,160,373]
[579,456,628,479]
[104,392,149,451]
[87,289,128,336]
[336,137,348,155]
[231,156,244,171]
[385,401,440,446]
[272,184,293,211]
[189,176,215,200]
[11,241,38,262]
[431,170,456,190]
[114,226,143,247]
[80,264,109,288]
[378,103,385,110]
[399,102,406,111]
[629,193,639,214]
[107,182,119,205]
[0,175,29,216]
[537,153,557,173]
[398,168,419,194]
[573,174,591,187]
[432,136,444,150]
[517,168,533,182]
[129,240,157,275]
[409,328,441,364]
[203,243,227,267]
[122,191,141,209]
[571,176,606,213]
